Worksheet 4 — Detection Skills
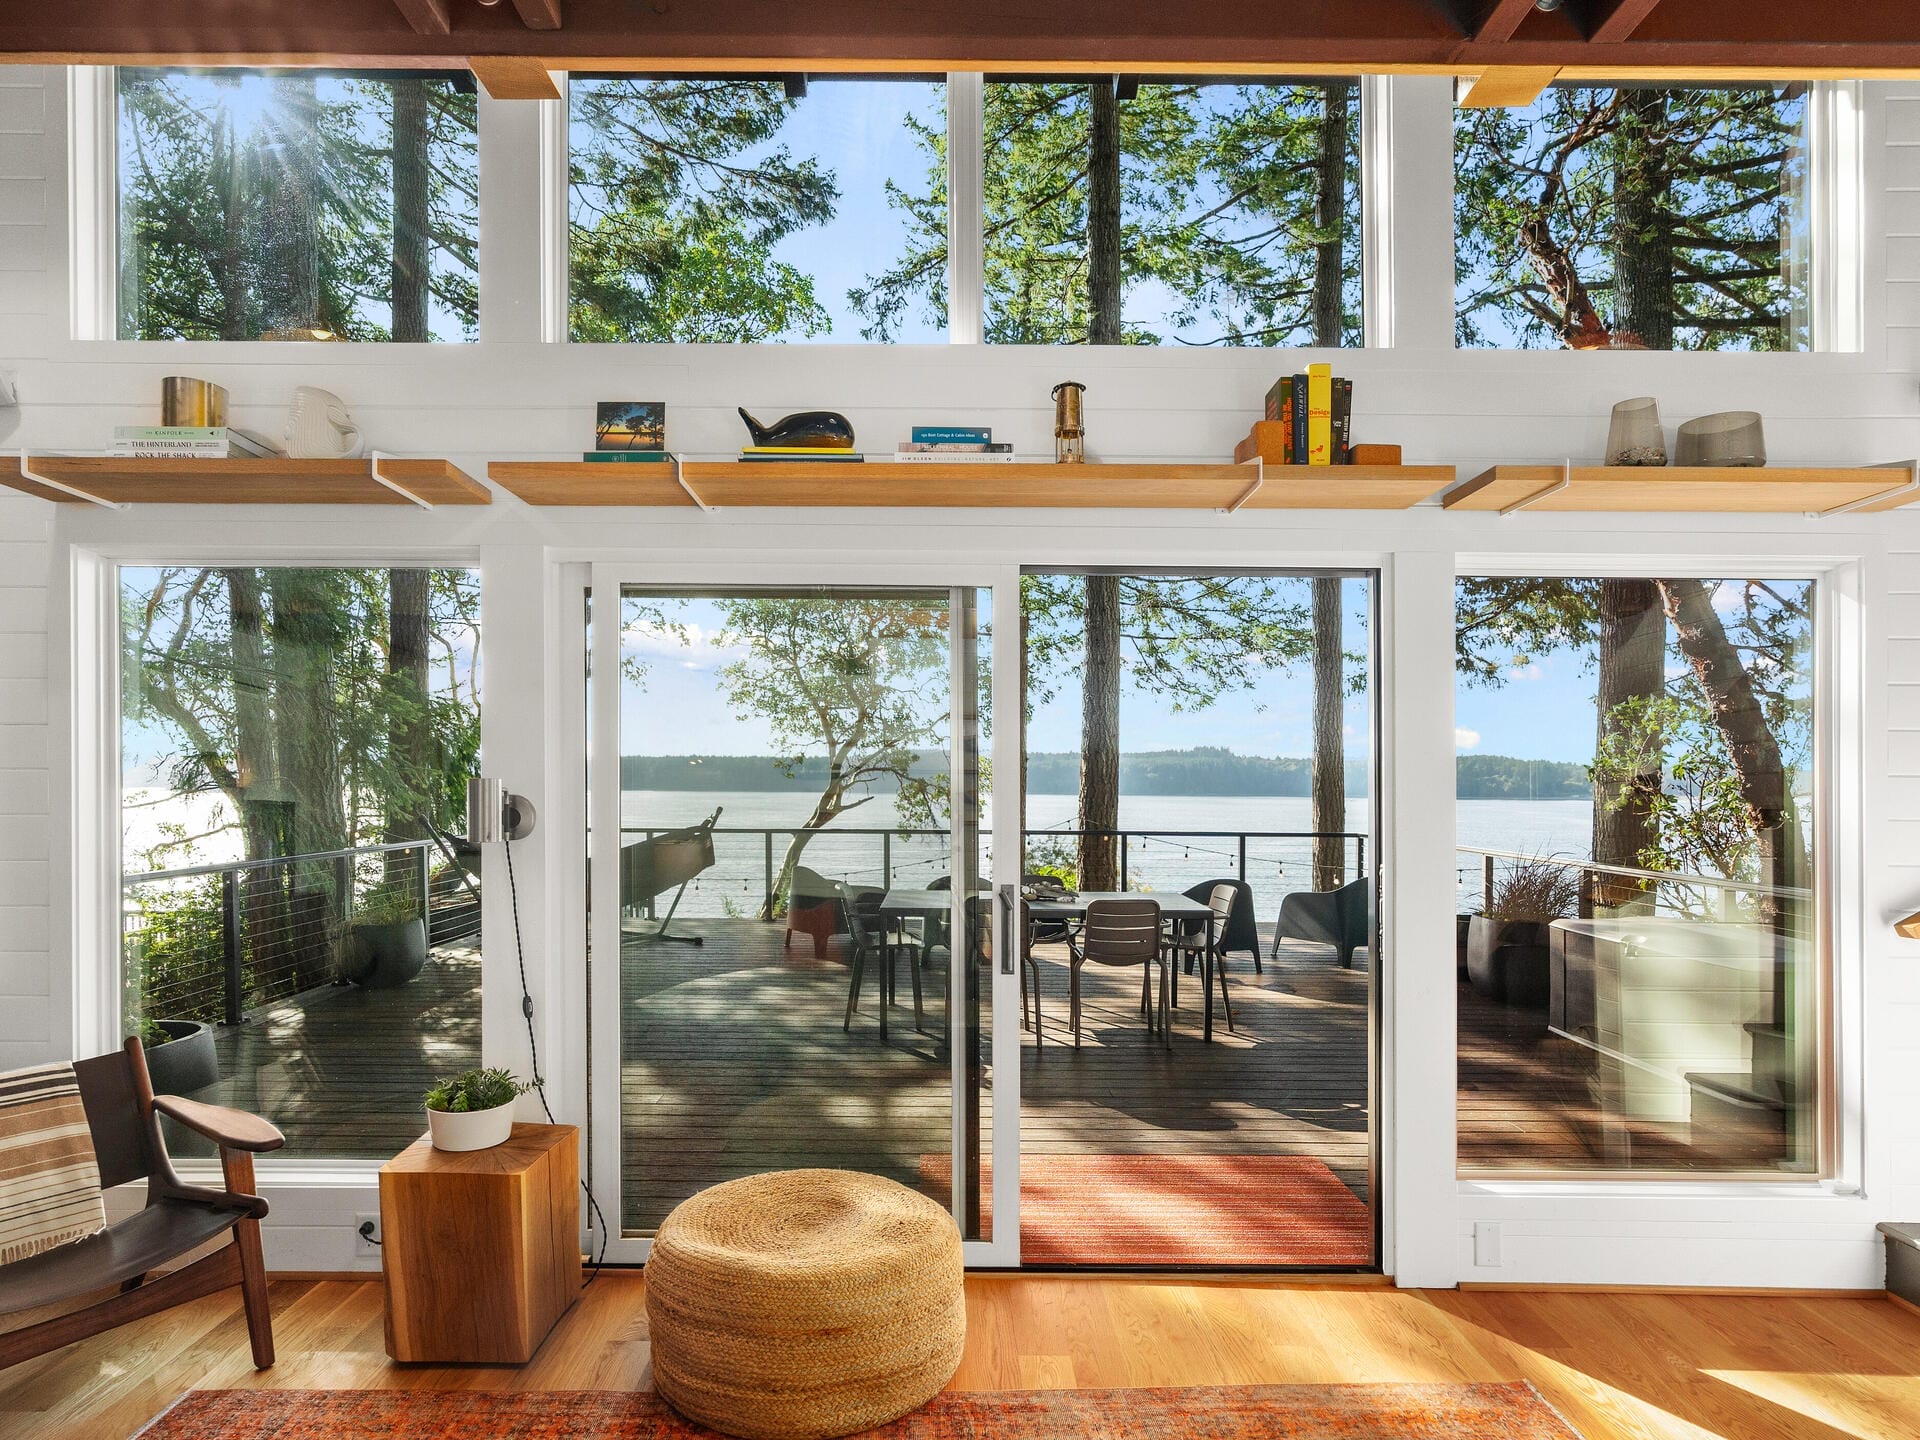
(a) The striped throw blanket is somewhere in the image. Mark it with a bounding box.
[0,1063,106,1263]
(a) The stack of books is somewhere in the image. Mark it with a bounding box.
[1260,365,1353,465]
[740,445,863,464]
[111,426,281,459]
[895,426,1015,463]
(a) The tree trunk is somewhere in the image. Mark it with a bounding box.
[226,568,291,1001]
[1311,83,1349,347]
[216,93,252,341]
[1310,578,1346,890]
[1591,579,1664,909]
[264,74,322,334]
[1610,88,1673,349]
[1656,578,1810,915]
[268,570,348,985]
[1086,80,1122,346]
[1307,91,1350,890]
[1078,575,1123,891]
[385,569,433,885]
[390,78,431,343]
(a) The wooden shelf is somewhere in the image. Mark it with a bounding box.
[487,459,1456,510]
[0,455,490,507]
[1445,463,1920,515]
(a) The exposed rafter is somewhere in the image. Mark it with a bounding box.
[1472,0,1540,45]
[1458,65,1561,107]
[391,0,450,37]
[1586,0,1666,44]
[507,0,563,31]
[468,54,561,99]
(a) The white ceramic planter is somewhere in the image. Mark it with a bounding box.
[426,1102,515,1153]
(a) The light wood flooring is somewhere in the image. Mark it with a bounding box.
[5,1275,1918,1440]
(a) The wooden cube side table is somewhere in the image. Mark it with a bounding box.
[379,1121,581,1363]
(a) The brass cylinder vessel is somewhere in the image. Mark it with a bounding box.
[160,376,228,427]
[1051,381,1086,464]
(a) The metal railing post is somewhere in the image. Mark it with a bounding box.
[883,831,892,889]
[1119,834,1128,891]
[1357,835,1365,874]
[1238,834,1247,881]
[1482,853,1496,912]
[220,868,243,1026]
[417,842,431,929]
[764,831,776,915]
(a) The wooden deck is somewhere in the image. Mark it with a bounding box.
[619,918,1373,1244]
[176,915,1758,1261]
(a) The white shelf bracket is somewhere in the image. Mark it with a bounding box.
[1817,459,1919,518]
[1220,457,1265,514]
[367,450,434,510]
[670,453,714,512]
[1501,459,1572,516]
[16,451,126,510]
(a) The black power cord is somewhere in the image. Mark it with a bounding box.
[505,833,609,1286]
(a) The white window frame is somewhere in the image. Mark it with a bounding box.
[1449,554,1864,1197]
[1447,79,1865,354]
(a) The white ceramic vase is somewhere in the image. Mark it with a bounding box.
[426,1102,514,1153]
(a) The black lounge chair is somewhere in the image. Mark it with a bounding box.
[1273,876,1372,968]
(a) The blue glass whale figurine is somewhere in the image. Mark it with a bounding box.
[738,407,856,449]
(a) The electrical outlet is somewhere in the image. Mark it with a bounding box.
[355,1212,382,1256]
[1473,1220,1503,1267]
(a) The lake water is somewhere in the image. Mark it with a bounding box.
[621,789,1596,918]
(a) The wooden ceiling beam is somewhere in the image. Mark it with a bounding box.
[507,0,564,31]
[390,0,451,36]
[468,54,561,99]
[1471,0,1540,45]
[1457,64,1560,106]
[1585,0,1666,44]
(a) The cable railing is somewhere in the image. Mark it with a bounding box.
[1456,844,1811,918]
[122,838,479,1028]
[617,822,1369,919]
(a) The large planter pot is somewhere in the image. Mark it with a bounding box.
[1466,915,1555,1008]
[426,1103,515,1153]
[343,916,428,989]
[144,1019,219,1096]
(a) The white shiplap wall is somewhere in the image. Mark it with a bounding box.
[2,66,1920,1281]
[0,68,50,1072]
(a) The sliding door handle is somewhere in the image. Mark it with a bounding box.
[998,883,1016,974]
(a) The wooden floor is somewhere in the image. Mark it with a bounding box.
[6,1274,1919,1440]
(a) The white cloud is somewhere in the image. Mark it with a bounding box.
[1455,727,1482,750]
[622,618,742,663]
[1507,662,1543,681]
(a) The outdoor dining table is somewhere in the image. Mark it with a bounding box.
[1026,891,1221,1043]
[877,888,1221,1042]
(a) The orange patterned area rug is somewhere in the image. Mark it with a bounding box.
[919,1153,1373,1267]
[137,1384,1583,1438]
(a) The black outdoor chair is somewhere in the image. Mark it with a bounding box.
[0,1037,284,1371]
[1273,876,1372,969]
[842,885,926,1038]
[1175,877,1261,974]
[1161,881,1239,1031]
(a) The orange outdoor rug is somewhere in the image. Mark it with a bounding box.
[136,1384,1582,1438]
[919,1153,1373,1267]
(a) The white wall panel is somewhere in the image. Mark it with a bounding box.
[2,65,1920,1279]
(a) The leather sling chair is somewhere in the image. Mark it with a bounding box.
[0,1036,284,1370]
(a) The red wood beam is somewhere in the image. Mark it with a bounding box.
[507,0,563,31]
[1586,0,1665,44]
[391,0,450,36]
[1473,0,1539,45]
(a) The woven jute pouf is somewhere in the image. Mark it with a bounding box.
[645,1169,966,1440]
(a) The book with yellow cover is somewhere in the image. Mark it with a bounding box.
[1306,363,1333,466]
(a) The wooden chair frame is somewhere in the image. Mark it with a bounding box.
[0,1037,284,1371]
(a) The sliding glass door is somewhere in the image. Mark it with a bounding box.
[586,574,1016,1263]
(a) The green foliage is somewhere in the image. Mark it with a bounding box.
[1455,84,1808,349]
[858,81,1362,344]
[1454,577,1599,686]
[353,887,420,927]
[1453,755,1591,800]
[424,1067,528,1114]
[568,78,837,341]
[121,875,225,1025]
[116,71,478,340]
[1022,574,1319,718]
